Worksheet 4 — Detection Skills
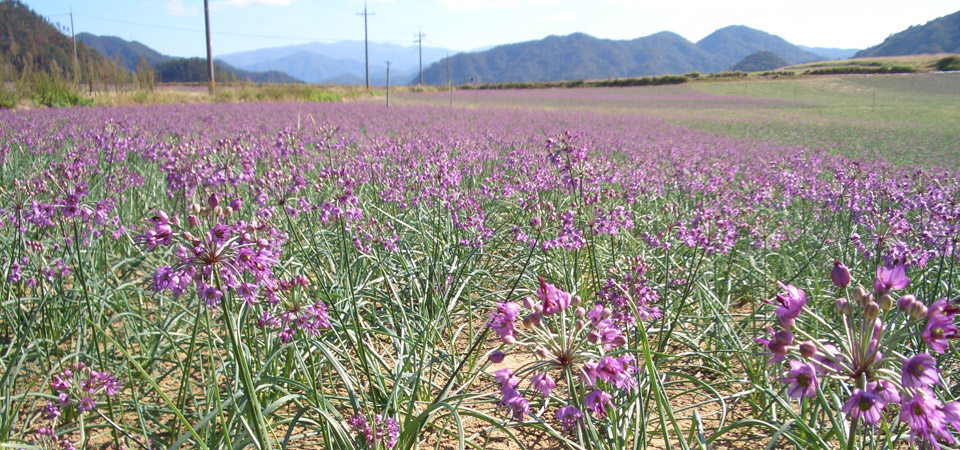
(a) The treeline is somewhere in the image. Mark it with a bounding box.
[0,0,137,107]
[459,74,689,90]
[155,58,300,84]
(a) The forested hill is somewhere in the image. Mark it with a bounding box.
[0,0,124,81]
[855,10,960,57]
[420,26,823,85]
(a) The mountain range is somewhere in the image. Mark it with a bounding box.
[7,0,959,88]
[218,41,452,85]
[420,26,825,85]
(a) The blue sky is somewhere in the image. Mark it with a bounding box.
[25,0,960,58]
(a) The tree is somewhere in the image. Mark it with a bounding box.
[135,55,154,91]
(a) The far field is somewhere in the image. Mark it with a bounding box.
[389,72,960,168]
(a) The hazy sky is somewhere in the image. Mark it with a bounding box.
[25,0,960,57]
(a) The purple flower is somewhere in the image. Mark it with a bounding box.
[923,312,959,354]
[347,412,400,449]
[596,355,638,391]
[754,328,792,363]
[556,405,583,433]
[209,224,231,245]
[869,380,901,405]
[530,372,555,397]
[494,368,519,390]
[487,351,505,364]
[585,388,613,418]
[900,392,951,447]
[831,260,851,288]
[873,263,910,294]
[78,396,95,412]
[199,284,223,309]
[944,401,960,435]
[902,354,940,389]
[537,277,572,316]
[773,282,806,320]
[44,401,61,420]
[842,389,884,426]
[781,360,818,399]
[500,386,530,421]
[489,302,520,344]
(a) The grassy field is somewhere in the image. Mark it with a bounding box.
[389,72,960,168]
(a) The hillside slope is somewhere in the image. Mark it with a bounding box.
[855,10,960,57]
[0,1,123,80]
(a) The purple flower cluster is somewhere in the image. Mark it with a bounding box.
[596,256,661,329]
[487,279,637,432]
[347,411,399,449]
[34,363,121,450]
[759,261,960,447]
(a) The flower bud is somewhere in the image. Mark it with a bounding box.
[897,294,917,312]
[188,215,198,227]
[831,261,851,288]
[171,216,181,227]
[522,315,533,328]
[601,307,612,320]
[208,193,219,209]
[774,330,794,346]
[213,206,223,217]
[229,198,242,212]
[488,351,505,364]
[611,335,627,347]
[864,301,880,321]
[908,301,928,321]
[877,293,894,311]
[192,203,201,214]
[799,340,817,358]
[778,315,795,330]
[224,206,233,218]
[571,295,581,308]
[523,296,535,310]
[587,331,600,344]
[575,307,586,317]
[502,335,515,345]
[183,231,195,242]
[852,286,871,306]
[835,298,850,315]
[529,313,541,327]
[535,347,550,359]
[575,319,585,331]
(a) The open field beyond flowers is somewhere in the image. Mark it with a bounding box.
[2,77,960,450]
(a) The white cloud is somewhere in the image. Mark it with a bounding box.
[164,0,201,16]
[538,11,575,22]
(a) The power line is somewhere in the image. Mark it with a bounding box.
[71,13,338,42]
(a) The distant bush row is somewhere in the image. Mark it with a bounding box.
[936,56,960,71]
[461,74,689,90]
[803,66,914,75]
[0,72,94,108]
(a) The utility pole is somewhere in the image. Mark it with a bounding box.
[385,61,390,108]
[414,27,425,86]
[204,0,214,94]
[70,7,78,83]
[357,1,374,89]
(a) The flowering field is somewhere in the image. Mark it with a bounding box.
[1,88,959,450]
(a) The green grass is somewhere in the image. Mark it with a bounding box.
[678,74,960,167]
